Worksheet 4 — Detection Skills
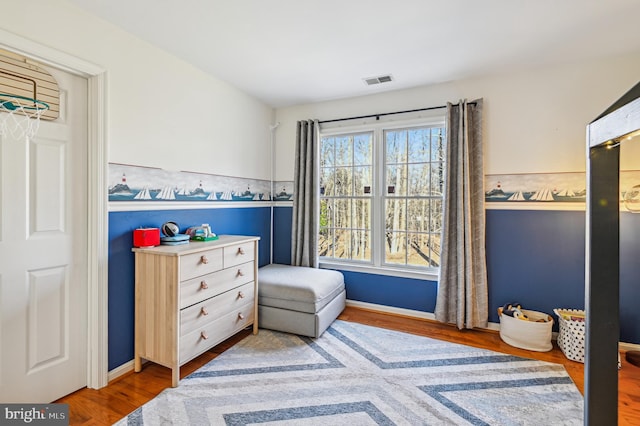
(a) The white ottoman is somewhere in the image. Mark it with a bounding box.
[258,264,346,338]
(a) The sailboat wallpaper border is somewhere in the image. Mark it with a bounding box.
[485,170,640,211]
[108,163,294,203]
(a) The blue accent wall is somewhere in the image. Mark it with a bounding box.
[108,207,271,370]
[108,204,640,370]
[272,205,640,344]
[273,206,292,264]
[620,213,640,343]
[486,210,586,326]
[342,271,437,312]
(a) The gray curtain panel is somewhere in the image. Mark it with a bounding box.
[435,99,488,329]
[291,119,319,267]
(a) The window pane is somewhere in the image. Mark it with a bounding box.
[320,137,334,167]
[320,167,334,196]
[431,129,445,162]
[352,199,371,230]
[334,229,351,259]
[334,199,351,228]
[430,199,442,232]
[408,164,429,196]
[386,165,406,196]
[407,199,428,232]
[320,198,333,228]
[385,130,407,163]
[351,229,370,261]
[354,166,372,196]
[385,231,406,265]
[354,133,372,165]
[429,164,445,195]
[334,167,353,196]
[334,136,352,166]
[318,227,334,258]
[408,129,430,163]
[407,233,431,267]
[385,199,406,231]
[430,233,441,267]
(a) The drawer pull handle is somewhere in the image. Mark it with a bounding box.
[237,313,245,320]
[200,281,208,290]
[200,255,209,264]
[200,331,208,340]
[237,247,245,255]
[238,291,245,299]
[236,269,244,277]
[200,307,209,316]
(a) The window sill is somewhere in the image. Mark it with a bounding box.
[319,261,438,281]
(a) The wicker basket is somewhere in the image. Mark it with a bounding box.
[554,309,586,363]
[498,307,553,352]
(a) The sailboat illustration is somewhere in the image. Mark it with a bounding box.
[507,191,525,201]
[206,191,218,200]
[134,186,152,200]
[253,193,261,201]
[530,188,554,201]
[155,186,176,200]
[177,187,189,196]
[220,190,233,200]
[556,188,576,197]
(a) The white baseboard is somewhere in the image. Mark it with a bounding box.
[619,341,640,352]
[108,359,139,383]
[345,299,637,349]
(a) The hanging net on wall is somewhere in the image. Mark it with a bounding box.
[0,93,49,141]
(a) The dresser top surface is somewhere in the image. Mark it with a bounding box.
[132,234,259,256]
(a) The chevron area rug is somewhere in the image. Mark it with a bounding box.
[115,320,583,425]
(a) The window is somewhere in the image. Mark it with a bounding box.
[319,120,446,276]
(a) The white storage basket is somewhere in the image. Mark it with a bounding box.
[554,309,586,363]
[498,308,553,352]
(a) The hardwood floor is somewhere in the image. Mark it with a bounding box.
[56,306,640,425]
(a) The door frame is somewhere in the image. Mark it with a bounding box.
[0,28,109,389]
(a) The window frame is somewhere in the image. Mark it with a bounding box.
[318,115,446,281]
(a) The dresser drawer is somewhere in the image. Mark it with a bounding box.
[224,241,255,268]
[180,282,255,336]
[180,247,223,281]
[179,302,255,364]
[180,261,255,309]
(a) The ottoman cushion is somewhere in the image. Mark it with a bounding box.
[258,264,345,314]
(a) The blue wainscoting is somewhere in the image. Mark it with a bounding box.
[273,206,293,264]
[272,206,640,344]
[620,212,640,343]
[485,210,587,325]
[108,206,271,370]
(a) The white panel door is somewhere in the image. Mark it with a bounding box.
[0,65,88,402]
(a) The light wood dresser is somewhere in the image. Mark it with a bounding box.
[132,235,259,387]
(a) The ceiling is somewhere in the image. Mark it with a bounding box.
[70,0,640,108]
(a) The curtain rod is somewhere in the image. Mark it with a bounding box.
[318,102,476,124]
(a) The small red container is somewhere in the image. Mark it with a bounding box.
[133,228,160,247]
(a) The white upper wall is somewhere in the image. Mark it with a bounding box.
[274,52,640,181]
[0,0,274,180]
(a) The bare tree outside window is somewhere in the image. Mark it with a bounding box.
[319,124,445,272]
[384,127,445,267]
[319,132,373,261]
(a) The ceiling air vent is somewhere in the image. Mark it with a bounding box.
[364,74,393,86]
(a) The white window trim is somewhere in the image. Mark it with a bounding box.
[319,114,446,279]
